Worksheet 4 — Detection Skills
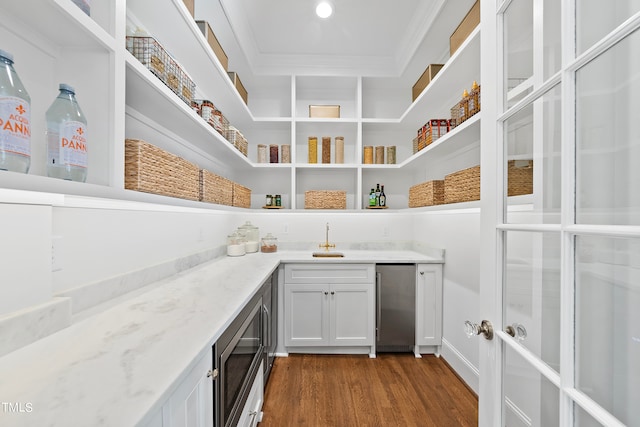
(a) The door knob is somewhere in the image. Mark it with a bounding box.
[505,323,527,342]
[464,320,494,340]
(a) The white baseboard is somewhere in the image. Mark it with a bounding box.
[440,337,479,395]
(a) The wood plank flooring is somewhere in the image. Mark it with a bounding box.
[260,354,478,427]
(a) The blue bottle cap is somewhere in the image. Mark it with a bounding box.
[0,49,14,63]
[59,83,75,94]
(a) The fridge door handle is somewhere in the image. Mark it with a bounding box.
[376,272,381,342]
[263,304,271,347]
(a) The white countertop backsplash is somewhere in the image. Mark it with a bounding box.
[0,246,443,426]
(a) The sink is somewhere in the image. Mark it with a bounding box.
[312,252,344,258]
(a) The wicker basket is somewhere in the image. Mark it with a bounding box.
[444,165,481,204]
[226,127,248,156]
[304,190,347,209]
[124,139,200,201]
[508,160,533,196]
[126,36,195,106]
[232,183,252,208]
[409,180,445,207]
[199,170,233,205]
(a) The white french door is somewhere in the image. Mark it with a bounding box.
[479,0,640,426]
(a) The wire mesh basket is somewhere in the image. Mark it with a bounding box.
[126,36,195,106]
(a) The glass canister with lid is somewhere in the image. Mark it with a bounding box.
[261,233,278,253]
[238,221,259,253]
[227,231,246,256]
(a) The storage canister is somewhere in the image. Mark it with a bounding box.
[308,136,318,163]
[281,144,290,163]
[386,146,396,164]
[257,144,267,163]
[238,221,259,253]
[322,137,331,163]
[227,232,246,256]
[375,146,384,164]
[269,144,279,163]
[363,146,373,164]
[335,136,344,163]
[261,233,278,253]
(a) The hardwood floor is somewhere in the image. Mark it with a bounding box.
[260,354,478,427]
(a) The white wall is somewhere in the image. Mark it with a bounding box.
[413,207,481,391]
[51,206,236,294]
[0,204,52,316]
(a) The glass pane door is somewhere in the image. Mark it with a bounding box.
[481,0,640,426]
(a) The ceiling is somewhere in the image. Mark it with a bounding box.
[218,0,450,77]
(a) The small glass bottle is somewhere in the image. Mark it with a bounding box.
[0,49,31,173]
[275,194,281,207]
[379,185,386,207]
[369,188,376,207]
[458,89,470,124]
[265,194,273,206]
[46,84,88,182]
[469,81,480,116]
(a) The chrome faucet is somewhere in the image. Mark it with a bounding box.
[318,222,336,252]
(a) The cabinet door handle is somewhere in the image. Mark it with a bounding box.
[330,291,335,295]
[324,291,329,295]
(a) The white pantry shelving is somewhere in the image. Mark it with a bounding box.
[0,0,483,211]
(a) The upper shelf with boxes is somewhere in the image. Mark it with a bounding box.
[123,0,266,206]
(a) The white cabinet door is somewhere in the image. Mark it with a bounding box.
[284,283,329,346]
[236,363,264,427]
[416,264,443,347]
[165,349,213,427]
[331,283,374,346]
[284,264,375,349]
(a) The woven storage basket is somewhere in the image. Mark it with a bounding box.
[409,180,445,207]
[232,182,252,208]
[444,165,481,204]
[304,190,347,209]
[125,139,200,200]
[199,170,233,205]
[226,127,248,156]
[508,160,533,196]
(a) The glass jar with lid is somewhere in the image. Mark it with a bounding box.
[238,221,259,253]
[261,233,278,253]
[227,231,246,257]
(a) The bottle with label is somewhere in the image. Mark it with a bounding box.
[375,183,381,206]
[369,188,376,207]
[0,49,31,173]
[458,89,470,124]
[379,185,386,207]
[46,84,88,182]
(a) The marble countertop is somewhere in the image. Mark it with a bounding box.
[0,249,442,426]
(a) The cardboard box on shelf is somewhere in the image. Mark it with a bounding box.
[309,105,341,118]
[182,0,194,17]
[412,64,444,101]
[228,72,248,105]
[450,0,480,56]
[196,20,229,71]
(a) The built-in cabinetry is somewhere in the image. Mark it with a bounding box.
[235,362,264,427]
[0,0,481,210]
[415,264,444,355]
[283,264,375,355]
[141,349,213,427]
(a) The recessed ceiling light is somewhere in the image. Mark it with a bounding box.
[316,1,333,19]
